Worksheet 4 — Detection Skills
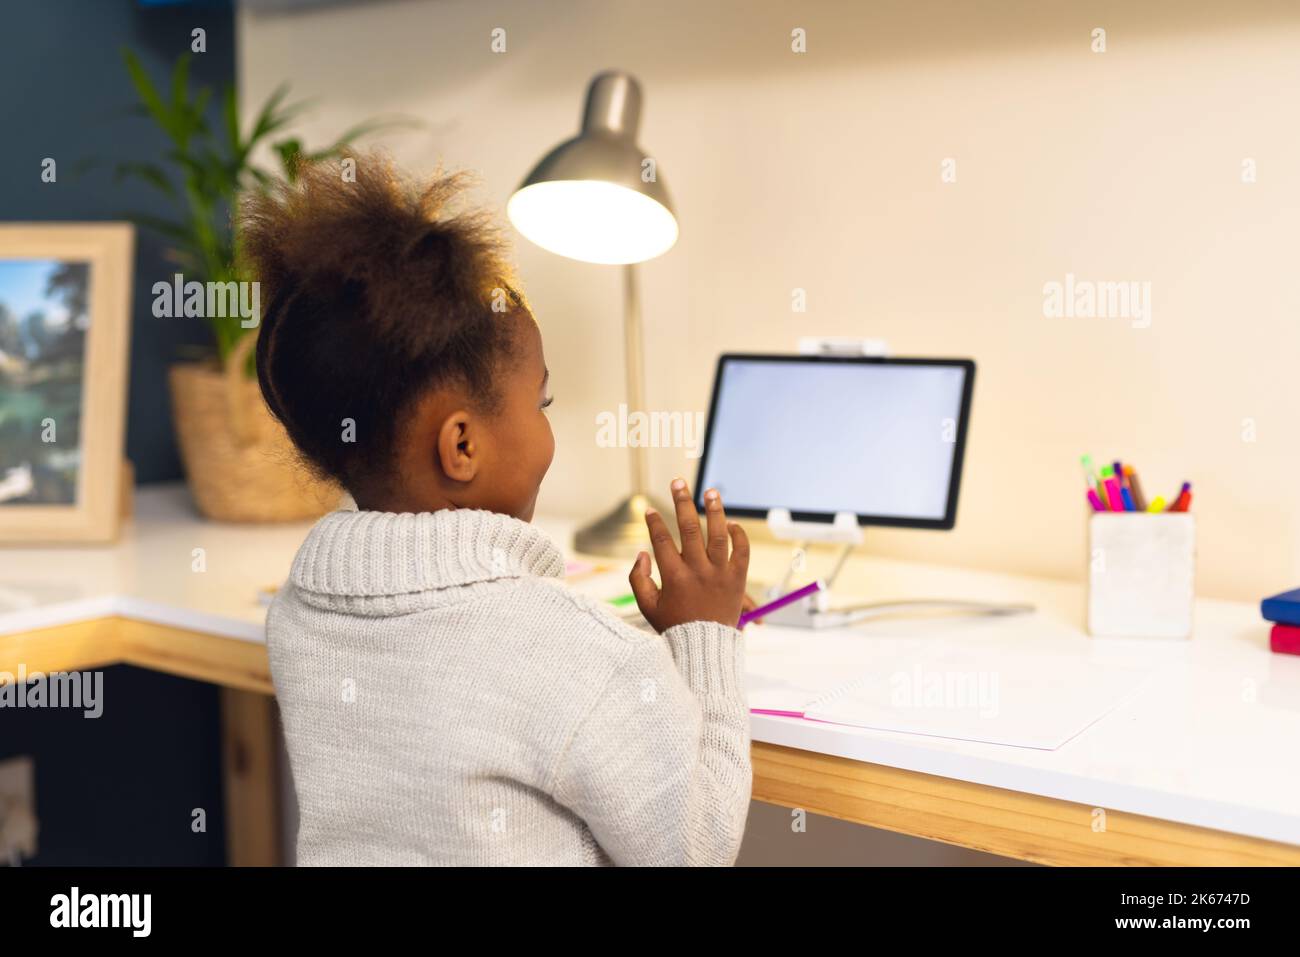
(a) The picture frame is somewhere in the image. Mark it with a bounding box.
[0,223,134,543]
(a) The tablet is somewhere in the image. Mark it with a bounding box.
[693,354,975,529]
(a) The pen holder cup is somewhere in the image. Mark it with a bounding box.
[1087,512,1195,638]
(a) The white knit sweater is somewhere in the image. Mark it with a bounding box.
[267,507,752,866]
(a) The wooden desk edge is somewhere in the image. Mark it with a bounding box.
[4,616,1296,866]
[752,741,1300,866]
[1,616,278,865]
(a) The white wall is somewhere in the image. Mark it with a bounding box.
[238,0,1300,601]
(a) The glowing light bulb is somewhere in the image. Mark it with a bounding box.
[508,180,678,265]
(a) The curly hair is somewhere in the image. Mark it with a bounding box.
[239,151,524,496]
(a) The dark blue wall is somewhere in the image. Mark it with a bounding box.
[0,0,236,866]
[0,0,236,483]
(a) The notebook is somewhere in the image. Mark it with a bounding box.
[746,612,1159,750]
[564,563,648,623]
[1261,587,1300,627]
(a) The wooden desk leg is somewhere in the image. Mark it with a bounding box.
[219,688,282,866]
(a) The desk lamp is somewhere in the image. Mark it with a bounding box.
[508,71,678,556]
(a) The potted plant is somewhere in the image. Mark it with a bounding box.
[114,51,401,521]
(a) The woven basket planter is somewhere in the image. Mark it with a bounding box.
[168,336,340,523]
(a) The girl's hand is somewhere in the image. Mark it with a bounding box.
[741,591,766,625]
[628,477,750,633]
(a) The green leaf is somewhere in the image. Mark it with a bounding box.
[171,56,217,147]
[246,84,311,149]
[113,161,177,199]
[272,138,303,181]
[122,49,178,142]
[201,149,238,198]
[221,85,241,157]
[170,53,192,116]
[166,148,235,202]
[118,210,196,247]
[188,86,213,137]
[165,150,206,193]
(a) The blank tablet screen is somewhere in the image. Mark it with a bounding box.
[695,355,974,528]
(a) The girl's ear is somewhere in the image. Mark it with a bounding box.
[436,410,478,483]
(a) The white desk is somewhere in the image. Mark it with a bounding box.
[745,560,1300,852]
[3,485,1298,865]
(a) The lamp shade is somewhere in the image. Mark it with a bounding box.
[508,71,678,265]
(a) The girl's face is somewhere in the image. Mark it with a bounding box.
[481,314,556,521]
[382,311,555,521]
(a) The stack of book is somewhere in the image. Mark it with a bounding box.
[1261,588,1300,655]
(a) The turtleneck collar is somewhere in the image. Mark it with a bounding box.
[287,508,566,613]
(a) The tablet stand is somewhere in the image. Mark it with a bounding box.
[760,508,861,627]
[797,336,889,357]
[760,508,1035,629]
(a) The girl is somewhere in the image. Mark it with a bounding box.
[242,153,753,866]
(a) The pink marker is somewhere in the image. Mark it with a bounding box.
[1087,488,1105,512]
[1104,475,1124,512]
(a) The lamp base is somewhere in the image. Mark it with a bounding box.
[573,492,676,558]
